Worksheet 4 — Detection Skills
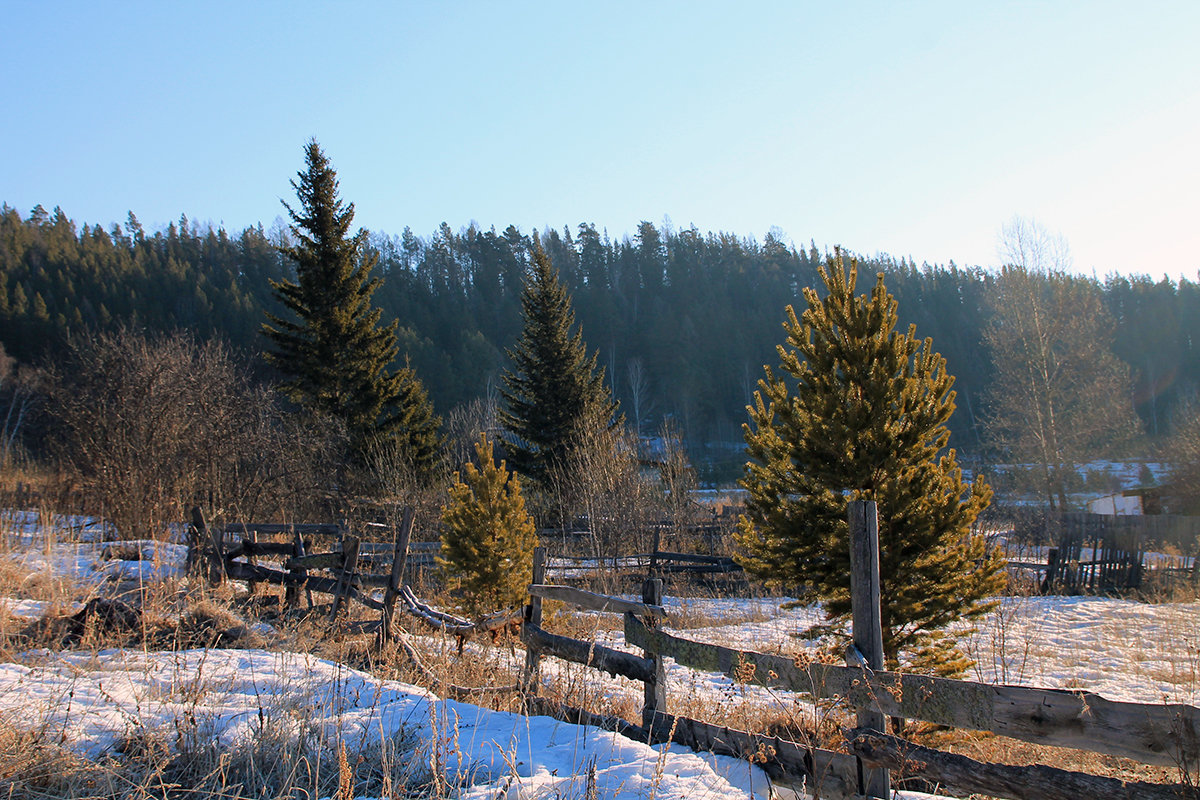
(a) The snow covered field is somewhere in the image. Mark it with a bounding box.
[1,522,1198,799]
[0,648,772,800]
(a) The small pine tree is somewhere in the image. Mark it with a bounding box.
[735,252,1004,676]
[263,140,441,472]
[438,433,538,616]
[500,241,618,486]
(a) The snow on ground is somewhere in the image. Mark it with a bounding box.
[527,593,1200,714]
[0,596,81,618]
[664,595,1200,707]
[0,648,771,800]
[0,509,115,541]
[962,594,1200,704]
[2,522,1198,798]
[2,535,189,589]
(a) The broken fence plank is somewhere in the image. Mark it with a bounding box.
[653,712,862,800]
[224,561,384,611]
[222,523,342,536]
[524,695,648,742]
[521,621,654,683]
[286,552,345,571]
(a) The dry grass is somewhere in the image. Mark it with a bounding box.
[3,484,1200,798]
[0,702,432,800]
[664,599,775,630]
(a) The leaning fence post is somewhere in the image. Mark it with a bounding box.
[523,547,547,696]
[848,499,891,799]
[380,507,415,645]
[192,506,227,586]
[329,536,360,620]
[640,576,667,741]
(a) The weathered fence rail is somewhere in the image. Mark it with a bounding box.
[521,502,1200,799]
[191,509,414,623]
[623,615,1200,768]
[188,507,525,650]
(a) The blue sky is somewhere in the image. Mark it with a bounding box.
[3,2,1198,279]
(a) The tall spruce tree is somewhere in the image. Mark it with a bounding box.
[263,140,440,472]
[735,253,1003,675]
[500,242,618,485]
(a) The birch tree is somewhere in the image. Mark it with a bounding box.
[983,218,1140,508]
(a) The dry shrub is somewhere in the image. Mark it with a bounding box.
[382,630,525,703]
[47,328,343,541]
[0,723,124,799]
[168,598,267,650]
[546,422,658,572]
[1138,568,1200,603]
[0,555,79,604]
[663,601,775,630]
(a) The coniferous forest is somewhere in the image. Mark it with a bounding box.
[2,202,1196,480]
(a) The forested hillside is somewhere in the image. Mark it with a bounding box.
[2,203,1196,470]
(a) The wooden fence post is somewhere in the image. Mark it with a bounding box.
[246,528,261,595]
[848,499,891,799]
[380,507,415,645]
[648,527,661,576]
[329,536,360,620]
[641,576,667,742]
[1043,547,1060,593]
[191,506,227,586]
[186,506,205,578]
[285,530,305,610]
[523,547,547,697]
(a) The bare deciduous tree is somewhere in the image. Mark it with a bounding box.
[548,418,655,585]
[50,329,331,538]
[656,420,700,539]
[1166,402,1200,514]
[0,342,42,467]
[983,218,1141,508]
[626,358,653,435]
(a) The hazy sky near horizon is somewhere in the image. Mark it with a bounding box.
[3,2,1198,280]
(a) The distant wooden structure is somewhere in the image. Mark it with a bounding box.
[1041,512,1199,592]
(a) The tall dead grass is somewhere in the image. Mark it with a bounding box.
[0,702,432,800]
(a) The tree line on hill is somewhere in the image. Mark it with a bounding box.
[1,198,1198,478]
[3,140,1193,676]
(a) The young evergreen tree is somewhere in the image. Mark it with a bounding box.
[500,242,618,485]
[735,252,1003,676]
[263,140,441,472]
[438,433,537,616]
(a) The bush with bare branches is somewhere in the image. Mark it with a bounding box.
[48,328,336,538]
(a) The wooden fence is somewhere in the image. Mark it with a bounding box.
[186,504,1200,796]
[188,507,418,628]
[521,501,1200,800]
[187,507,525,648]
[1004,511,1200,593]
